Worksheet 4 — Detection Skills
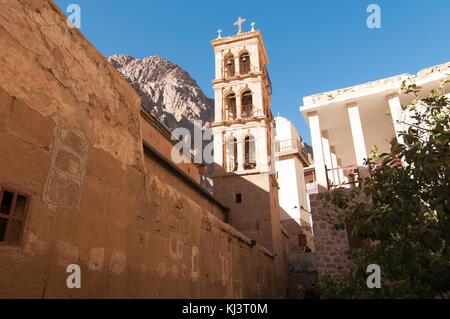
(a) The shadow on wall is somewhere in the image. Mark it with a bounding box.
[141,149,290,298]
[279,206,317,299]
[211,162,307,299]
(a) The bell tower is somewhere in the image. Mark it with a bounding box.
[211,19,282,254]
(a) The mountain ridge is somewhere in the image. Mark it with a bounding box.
[108,54,214,135]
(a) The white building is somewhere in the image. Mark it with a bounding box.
[300,62,450,192]
[274,116,313,250]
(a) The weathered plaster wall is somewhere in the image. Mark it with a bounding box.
[0,0,284,298]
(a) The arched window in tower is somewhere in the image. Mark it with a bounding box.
[226,137,238,172]
[224,93,237,121]
[244,135,256,170]
[241,90,253,118]
[224,54,235,77]
[240,52,251,74]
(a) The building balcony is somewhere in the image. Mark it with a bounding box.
[326,164,360,190]
[275,138,310,166]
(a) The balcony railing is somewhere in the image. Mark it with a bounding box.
[242,104,261,118]
[223,107,264,121]
[276,137,308,156]
[225,157,256,172]
[226,160,238,173]
[221,65,261,80]
[244,155,257,170]
[323,159,403,191]
[223,111,237,121]
[276,139,297,153]
[276,138,310,166]
[369,158,402,170]
[242,104,253,117]
[327,164,360,190]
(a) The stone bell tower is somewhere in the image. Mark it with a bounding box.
[210,19,282,254]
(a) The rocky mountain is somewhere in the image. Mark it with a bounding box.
[107,54,214,135]
[108,54,214,191]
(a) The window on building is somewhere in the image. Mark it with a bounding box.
[239,52,250,74]
[226,137,238,172]
[244,135,256,170]
[241,90,253,117]
[224,93,237,121]
[235,193,242,204]
[224,54,235,77]
[0,188,29,246]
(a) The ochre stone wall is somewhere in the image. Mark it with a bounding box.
[140,109,205,183]
[279,215,317,298]
[213,173,289,297]
[0,0,285,298]
[213,174,275,251]
[309,194,353,277]
[280,217,315,252]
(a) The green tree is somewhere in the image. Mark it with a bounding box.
[312,80,450,298]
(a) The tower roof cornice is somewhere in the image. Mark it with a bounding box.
[211,30,269,65]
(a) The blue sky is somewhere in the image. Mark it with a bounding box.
[55,0,450,144]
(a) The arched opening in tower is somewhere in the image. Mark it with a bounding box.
[244,135,256,170]
[241,90,253,117]
[224,54,235,77]
[226,137,238,172]
[224,93,237,120]
[240,52,250,74]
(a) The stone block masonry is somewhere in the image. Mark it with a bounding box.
[0,0,286,298]
[309,194,354,277]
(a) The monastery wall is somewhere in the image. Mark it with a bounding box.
[309,193,354,277]
[0,0,285,298]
